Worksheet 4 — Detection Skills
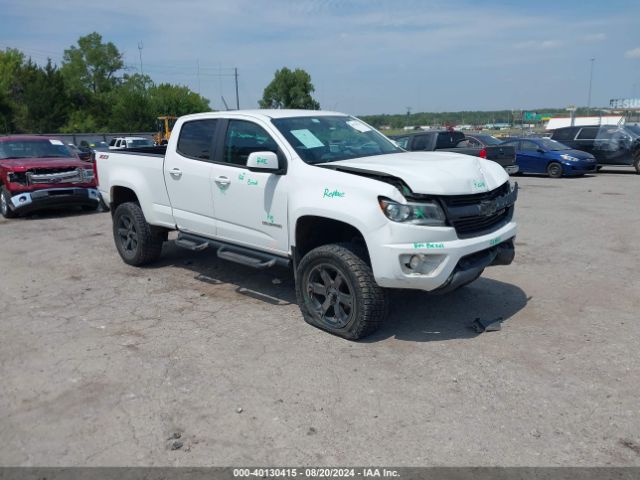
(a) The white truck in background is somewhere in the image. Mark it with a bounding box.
[108,137,155,150]
[96,110,518,339]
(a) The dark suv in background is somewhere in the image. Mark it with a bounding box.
[549,124,640,173]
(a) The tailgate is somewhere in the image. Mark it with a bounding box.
[484,145,516,167]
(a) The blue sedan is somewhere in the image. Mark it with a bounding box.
[500,137,597,178]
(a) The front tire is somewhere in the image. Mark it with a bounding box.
[0,187,17,218]
[633,151,640,174]
[112,202,164,266]
[547,162,563,178]
[295,243,389,340]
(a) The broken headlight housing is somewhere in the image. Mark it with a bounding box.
[378,197,446,226]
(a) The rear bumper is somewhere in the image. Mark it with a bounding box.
[505,165,519,174]
[9,188,100,213]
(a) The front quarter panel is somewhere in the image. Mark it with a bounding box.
[288,162,402,249]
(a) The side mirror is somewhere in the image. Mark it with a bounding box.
[246,151,283,173]
[537,148,545,154]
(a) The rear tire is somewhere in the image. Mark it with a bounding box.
[0,187,17,218]
[112,202,164,266]
[547,162,563,178]
[296,243,389,340]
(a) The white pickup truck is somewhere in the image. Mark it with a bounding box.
[96,110,518,339]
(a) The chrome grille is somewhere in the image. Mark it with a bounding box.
[26,168,85,185]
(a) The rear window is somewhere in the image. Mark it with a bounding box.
[127,139,154,147]
[576,127,599,140]
[0,139,73,160]
[552,128,576,141]
[177,120,218,160]
[436,131,465,149]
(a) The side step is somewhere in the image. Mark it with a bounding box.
[175,237,209,251]
[175,232,289,270]
[217,247,276,269]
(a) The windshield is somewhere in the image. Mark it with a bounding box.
[127,139,154,147]
[271,115,402,164]
[538,138,570,151]
[625,125,640,137]
[474,134,502,145]
[0,140,73,159]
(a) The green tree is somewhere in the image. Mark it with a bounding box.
[109,74,155,131]
[61,32,123,95]
[0,48,25,133]
[259,67,320,109]
[12,60,69,133]
[148,83,210,117]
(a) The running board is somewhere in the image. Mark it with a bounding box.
[175,237,209,251]
[217,247,277,269]
[175,232,289,269]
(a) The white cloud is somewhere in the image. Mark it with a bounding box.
[514,40,562,50]
[625,47,640,59]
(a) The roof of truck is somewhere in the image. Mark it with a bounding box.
[180,109,347,122]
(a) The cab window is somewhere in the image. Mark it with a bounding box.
[224,120,278,166]
[177,120,218,160]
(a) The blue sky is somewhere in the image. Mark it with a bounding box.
[1,0,639,115]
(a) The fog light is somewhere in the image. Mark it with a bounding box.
[400,253,445,275]
[19,196,26,203]
[409,255,421,269]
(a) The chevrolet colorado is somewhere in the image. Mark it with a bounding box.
[0,136,100,218]
[96,110,518,339]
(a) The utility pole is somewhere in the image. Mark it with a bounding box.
[137,41,144,76]
[197,59,201,95]
[587,57,595,113]
[234,67,240,110]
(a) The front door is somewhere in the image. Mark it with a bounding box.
[163,119,218,237]
[210,119,289,255]
[519,140,545,173]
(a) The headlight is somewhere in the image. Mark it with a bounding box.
[83,168,95,180]
[560,154,579,161]
[379,198,446,226]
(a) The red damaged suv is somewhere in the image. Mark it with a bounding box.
[0,136,100,218]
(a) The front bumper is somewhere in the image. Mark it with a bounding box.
[562,160,597,175]
[9,188,100,213]
[369,219,517,291]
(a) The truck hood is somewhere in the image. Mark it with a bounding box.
[0,157,85,171]
[321,151,509,195]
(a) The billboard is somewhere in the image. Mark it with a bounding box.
[609,98,640,109]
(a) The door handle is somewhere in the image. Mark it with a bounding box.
[214,176,231,186]
[169,168,182,178]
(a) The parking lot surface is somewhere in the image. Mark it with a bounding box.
[1,168,639,466]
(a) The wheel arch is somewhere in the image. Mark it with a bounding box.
[294,215,371,264]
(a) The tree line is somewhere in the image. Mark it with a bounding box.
[0,32,210,134]
[359,107,608,130]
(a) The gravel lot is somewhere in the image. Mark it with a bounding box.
[1,168,639,466]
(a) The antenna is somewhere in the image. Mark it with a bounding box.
[221,96,230,111]
[137,41,144,76]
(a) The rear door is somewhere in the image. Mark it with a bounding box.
[573,127,599,158]
[163,119,219,237]
[209,118,289,255]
